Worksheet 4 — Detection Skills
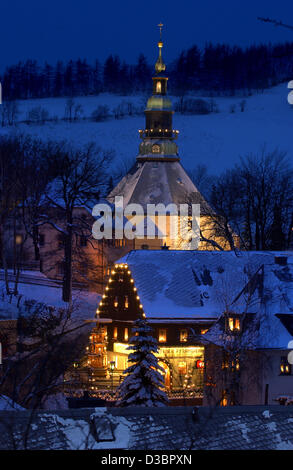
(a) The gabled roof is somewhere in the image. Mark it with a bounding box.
[107,160,212,214]
[117,250,293,326]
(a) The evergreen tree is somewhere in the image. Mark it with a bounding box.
[116,318,168,407]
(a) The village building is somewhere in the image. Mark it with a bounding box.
[75,250,293,406]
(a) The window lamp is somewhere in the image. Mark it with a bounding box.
[158,329,167,343]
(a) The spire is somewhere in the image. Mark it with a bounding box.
[155,22,166,74]
[136,23,179,162]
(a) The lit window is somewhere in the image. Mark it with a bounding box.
[228,317,241,332]
[125,296,129,308]
[15,235,22,245]
[114,297,118,308]
[280,357,291,375]
[124,328,129,341]
[158,329,167,343]
[156,81,161,93]
[113,327,118,340]
[180,329,188,342]
[221,390,228,407]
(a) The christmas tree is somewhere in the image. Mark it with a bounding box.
[115,318,169,407]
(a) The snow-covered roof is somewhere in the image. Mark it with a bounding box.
[108,160,212,214]
[116,251,293,345]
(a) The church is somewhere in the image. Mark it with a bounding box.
[106,25,232,252]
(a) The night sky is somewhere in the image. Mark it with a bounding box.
[1,0,293,69]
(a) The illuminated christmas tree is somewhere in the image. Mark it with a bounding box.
[116,318,168,407]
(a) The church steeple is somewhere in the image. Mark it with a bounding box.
[155,22,166,74]
[137,24,179,162]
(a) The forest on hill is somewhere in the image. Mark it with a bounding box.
[1,41,293,100]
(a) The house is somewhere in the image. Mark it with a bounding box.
[80,249,293,406]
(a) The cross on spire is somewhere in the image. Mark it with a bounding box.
[158,22,163,40]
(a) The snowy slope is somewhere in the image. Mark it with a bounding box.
[0,83,292,175]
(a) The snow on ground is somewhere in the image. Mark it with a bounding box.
[0,83,292,175]
[0,395,24,411]
[0,270,100,322]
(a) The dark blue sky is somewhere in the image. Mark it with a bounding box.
[1,0,293,69]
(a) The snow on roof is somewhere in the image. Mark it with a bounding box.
[108,160,212,214]
[116,251,293,346]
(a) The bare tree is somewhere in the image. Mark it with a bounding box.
[41,142,111,303]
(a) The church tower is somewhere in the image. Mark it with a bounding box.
[138,23,180,162]
[108,25,232,251]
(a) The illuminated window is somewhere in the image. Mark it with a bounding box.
[280,357,291,375]
[124,328,128,341]
[180,329,188,343]
[114,297,118,308]
[124,296,129,308]
[113,327,118,340]
[15,235,22,245]
[156,81,161,93]
[221,390,228,407]
[228,317,241,332]
[158,329,167,343]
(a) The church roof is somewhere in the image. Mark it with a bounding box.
[108,160,212,214]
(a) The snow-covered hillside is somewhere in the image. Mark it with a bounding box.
[0,83,292,175]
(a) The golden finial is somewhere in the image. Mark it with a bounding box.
[155,22,166,74]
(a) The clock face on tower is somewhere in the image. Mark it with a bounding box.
[152,144,161,154]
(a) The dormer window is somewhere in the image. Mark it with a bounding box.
[227,316,241,332]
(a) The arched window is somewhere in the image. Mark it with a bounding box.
[156,81,161,93]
